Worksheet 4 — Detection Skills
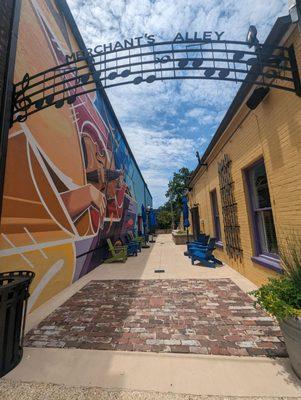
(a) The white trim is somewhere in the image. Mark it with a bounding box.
[27,259,65,312]
[24,227,48,259]
[1,233,35,269]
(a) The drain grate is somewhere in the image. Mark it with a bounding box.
[154,269,165,273]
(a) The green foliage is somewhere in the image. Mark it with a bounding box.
[155,167,192,229]
[165,167,191,226]
[279,234,301,289]
[166,167,191,205]
[156,209,174,229]
[251,277,301,320]
[251,234,301,321]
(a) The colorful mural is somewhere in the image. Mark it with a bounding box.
[0,0,152,311]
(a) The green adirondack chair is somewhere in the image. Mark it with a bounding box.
[105,239,128,263]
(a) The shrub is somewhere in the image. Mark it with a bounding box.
[251,234,301,321]
[279,234,301,289]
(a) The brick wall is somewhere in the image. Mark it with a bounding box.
[0,0,14,112]
[189,27,301,286]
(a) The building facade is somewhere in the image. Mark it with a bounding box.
[188,16,301,286]
[0,0,152,311]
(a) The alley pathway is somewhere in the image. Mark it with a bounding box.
[3,234,301,398]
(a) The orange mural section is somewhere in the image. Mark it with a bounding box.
[0,0,151,312]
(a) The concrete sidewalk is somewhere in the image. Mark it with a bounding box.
[2,235,301,398]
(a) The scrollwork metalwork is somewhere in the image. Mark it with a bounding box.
[218,154,243,260]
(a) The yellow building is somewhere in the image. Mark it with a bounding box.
[188,16,301,286]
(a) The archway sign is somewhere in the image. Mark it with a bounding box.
[12,27,301,124]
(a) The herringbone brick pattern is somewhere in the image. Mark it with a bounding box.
[25,279,287,357]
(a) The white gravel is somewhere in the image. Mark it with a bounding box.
[0,380,299,400]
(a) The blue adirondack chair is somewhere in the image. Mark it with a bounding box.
[125,234,141,253]
[187,238,216,256]
[188,238,223,268]
[190,247,217,268]
[126,242,138,256]
[184,234,210,256]
[197,234,210,245]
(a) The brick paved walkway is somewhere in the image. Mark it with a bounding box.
[25,279,287,357]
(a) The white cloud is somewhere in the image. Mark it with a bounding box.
[122,124,207,205]
[66,0,288,206]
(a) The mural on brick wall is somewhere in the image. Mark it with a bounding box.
[0,0,152,311]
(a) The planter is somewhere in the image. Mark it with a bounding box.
[279,317,301,379]
[172,232,194,245]
[156,228,172,234]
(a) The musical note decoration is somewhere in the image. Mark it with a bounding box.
[246,57,258,66]
[192,58,203,68]
[55,98,65,108]
[67,94,77,104]
[146,75,156,83]
[11,37,300,124]
[155,55,171,64]
[34,98,44,110]
[14,73,32,122]
[233,51,245,62]
[204,68,216,78]
[133,75,156,85]
[218,69,230,79]
[120,69,130,78]
[108,72,118,80]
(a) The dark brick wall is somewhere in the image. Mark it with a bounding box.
[0,0,15,112]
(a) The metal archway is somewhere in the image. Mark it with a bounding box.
[12,31,301,124]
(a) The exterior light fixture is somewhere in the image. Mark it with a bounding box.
[289,0,301,33]
[288,0,301,23]
[195,151,208,167]
[246,25,259,48]
[246,87,270,110]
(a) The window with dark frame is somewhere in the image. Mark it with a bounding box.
[210,189,222,241]
[246,160,278,257]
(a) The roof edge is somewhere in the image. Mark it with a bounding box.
[55,0,152,200]
[188,15,292,187]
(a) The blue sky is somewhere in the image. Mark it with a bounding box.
[67,0,288,207]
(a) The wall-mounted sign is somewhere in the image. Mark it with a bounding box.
[11,28,301,124]
[66,32,226,63]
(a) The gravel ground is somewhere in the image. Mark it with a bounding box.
[0,381,299,400]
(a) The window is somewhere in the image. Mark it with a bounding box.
[247,160,278,257]
[210,189,222,241]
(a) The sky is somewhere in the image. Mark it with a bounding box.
[66,0,289,207]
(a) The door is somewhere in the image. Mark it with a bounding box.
[190,206,200,240]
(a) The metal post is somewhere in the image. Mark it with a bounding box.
[0,0,22,220]
[170,198,175,230]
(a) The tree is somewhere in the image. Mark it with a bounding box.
[165,167,191,226]
[156,209,175,229]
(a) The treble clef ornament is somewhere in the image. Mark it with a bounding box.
[14,73,32,123]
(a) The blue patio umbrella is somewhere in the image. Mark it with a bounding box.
[148,208,157,242]
[149,208,157,228]
[182,196,190,242]
[141,204,147,235]
[141,204,150,247]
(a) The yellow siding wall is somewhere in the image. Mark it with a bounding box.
[189,27,301,287]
